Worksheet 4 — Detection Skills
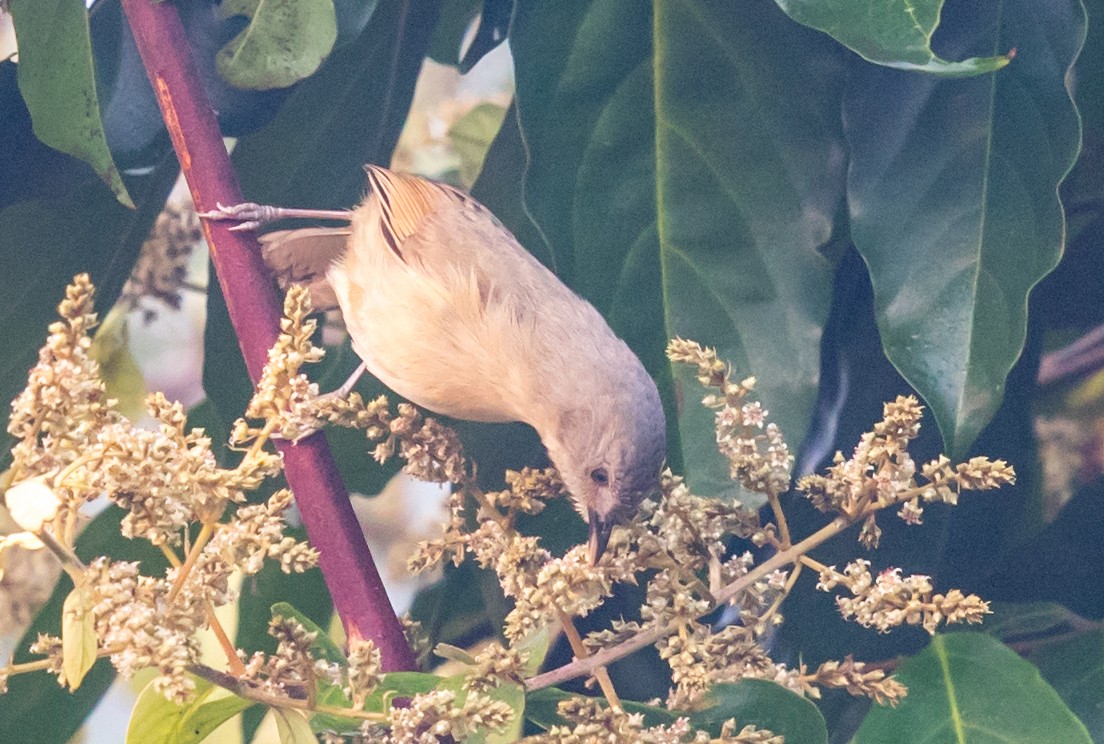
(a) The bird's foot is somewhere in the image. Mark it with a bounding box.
[197,202,282,232]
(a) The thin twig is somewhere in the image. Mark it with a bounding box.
[526,517,848,691]
[557,610,622,712]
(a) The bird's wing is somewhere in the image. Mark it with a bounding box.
[259,227,351,312]
[365,165,481,261]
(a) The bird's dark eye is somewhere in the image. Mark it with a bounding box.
[590,468,609,485]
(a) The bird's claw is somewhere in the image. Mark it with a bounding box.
[197,202,273,232]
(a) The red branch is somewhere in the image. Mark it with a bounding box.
[120,0,415,671]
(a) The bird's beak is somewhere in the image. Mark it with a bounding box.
[587,509,613,566]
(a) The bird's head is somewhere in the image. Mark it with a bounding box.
[542,374,667,565]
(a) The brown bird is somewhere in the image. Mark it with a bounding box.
[202,166,666,562]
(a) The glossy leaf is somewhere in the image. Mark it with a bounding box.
[773,0,1011,75]
[60,585,97,691]
[217,0,337,90]
[1029,629,1104,740]
[846,0,1085,457]
[8,0,133,206]
[687,681,828,741]
[125,675,253,744]
[510,0,846,495]
[855,633,1092,743]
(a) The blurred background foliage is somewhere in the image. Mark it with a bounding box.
[2,0,1104,741]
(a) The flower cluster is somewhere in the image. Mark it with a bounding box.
[668,339,793,499]
[817,560,990,634]
[796,396,1014,548]
[524,697,781,743]
[1,276,315,702]
[1,282,1023,741]
[385,688,515,743]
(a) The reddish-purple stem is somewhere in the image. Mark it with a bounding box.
[120,0,415,671]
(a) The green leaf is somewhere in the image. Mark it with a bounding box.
[427,0,481,65]
[434,643,478,665]
[366,671,443,706]
[984,602,1089,644]
[8,0,133,207]
[272,708,317,744]
[510,0,846,495]
[269,601,345,664]
[772,0,1011,75]
[1029,629,1104,740]
[846,0,1085,457]
[687,680,827,741]
[217,0,338,90]
[448,102,508,188]
[60,585,96,691]
[516,624,553,676]
[126,674,253,744]
[855,633,1092,744]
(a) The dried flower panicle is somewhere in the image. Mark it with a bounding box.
[121,203,202,315]
[232,285,326,444]
[1,281,1023,733]
[28,633,63,684]
[465,641,527,693]
[807,656,907,706]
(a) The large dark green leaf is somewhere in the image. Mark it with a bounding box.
[855,633,1092,743]
[8,0,132,206]
[510,0,847,496]
[845,0,1085,458]
[1029,629,1104,741]
[773,0,1011,75]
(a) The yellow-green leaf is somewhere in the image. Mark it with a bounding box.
[218,0,337,90]
[273,708,316,744]
[90,305,148,421]
[61,586,96,690]
[448,103,508,188]
[126,674,253,744]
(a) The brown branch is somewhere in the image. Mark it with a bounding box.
[119,0,415,671]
